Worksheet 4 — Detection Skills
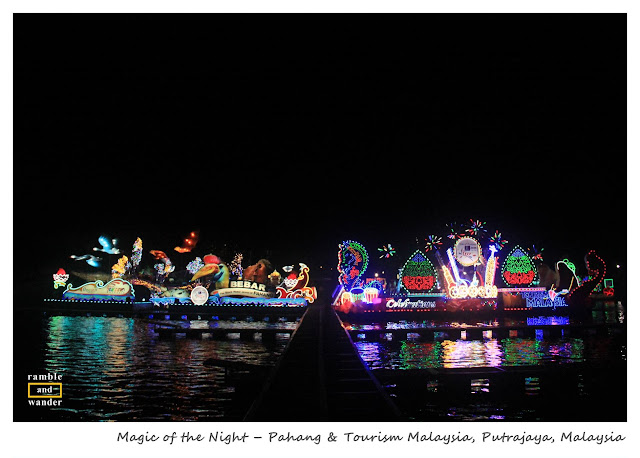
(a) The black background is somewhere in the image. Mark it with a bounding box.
[13,14,627,299]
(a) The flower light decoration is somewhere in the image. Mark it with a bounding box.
[446,221,463,240]
[466,219,487,236]
[424,234,443,252]
[378,244,396,259]
[528,245,545,262]
[489,230,508,250]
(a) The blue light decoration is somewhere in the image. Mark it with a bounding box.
[93,235,121,255]
[520,290,568,310]
[526,316,570,326]
[69,253,102,268]
[149,296,307,307]
[62,278,135,302]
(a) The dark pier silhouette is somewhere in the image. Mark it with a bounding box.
[244,301,402,421]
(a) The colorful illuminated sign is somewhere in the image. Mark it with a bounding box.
[386,298,437,309]
[214,282,276,298]
[62,278,135,301]
[520,290,568,309]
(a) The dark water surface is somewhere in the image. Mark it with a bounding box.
[15,306,626,422]
[16,315,293,421]
[345,310,626,421]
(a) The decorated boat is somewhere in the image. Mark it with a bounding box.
[333,220,618,315]
[49,233,317,309]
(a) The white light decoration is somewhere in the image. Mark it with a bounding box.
[363,287,379,303]
[190,285,209,305]
[442,243,498,299]
[454,237,480,267]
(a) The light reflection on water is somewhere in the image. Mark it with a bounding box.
[356,335,596,370]
[351,315,624,370]
[35,316,292,421]
[353,314,626,421]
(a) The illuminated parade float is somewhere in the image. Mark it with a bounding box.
[46,233,317,312]
[333,220,618,316]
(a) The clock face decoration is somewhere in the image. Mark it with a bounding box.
[454,237,480,266]
[190,285,209,305]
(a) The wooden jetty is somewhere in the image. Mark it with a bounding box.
[153,324,294,343]
[348,322,626,341]
[244,301,402,421]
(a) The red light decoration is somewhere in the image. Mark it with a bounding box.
[567,250,607,304]
[175,230,199,253]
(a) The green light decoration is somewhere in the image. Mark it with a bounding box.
[501,245,537,286]
[399,250,438,293]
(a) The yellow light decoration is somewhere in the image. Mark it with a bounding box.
[111,255,130,278]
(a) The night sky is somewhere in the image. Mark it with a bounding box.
[13,14,627,298]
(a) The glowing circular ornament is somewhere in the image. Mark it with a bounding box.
[454,237,480,267]
[190,285,209,305]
